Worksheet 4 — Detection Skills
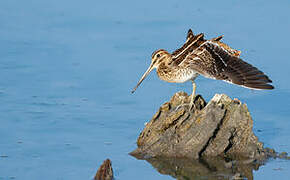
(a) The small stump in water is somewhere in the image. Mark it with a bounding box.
[131,92,269,159]
[94,159,113,180]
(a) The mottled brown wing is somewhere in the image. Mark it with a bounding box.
[171,29,205,66]
[184,41,274,90]
[171,29,193,58]
[171,29,239,66]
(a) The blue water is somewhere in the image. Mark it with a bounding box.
[0,0,289,179]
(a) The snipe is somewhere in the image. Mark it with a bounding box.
[132,29,274,108]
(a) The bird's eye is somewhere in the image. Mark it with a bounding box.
[156,54,161,58]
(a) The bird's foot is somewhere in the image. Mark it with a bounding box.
[175,99,196,111]
[175,103,195,111]
[175,103,190,112]
[175,103,187,111]
[188,93,196,110]
[189,100,196,110]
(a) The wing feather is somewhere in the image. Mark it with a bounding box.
[183,41,274,90]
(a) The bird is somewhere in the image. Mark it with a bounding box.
[131,29,274,109]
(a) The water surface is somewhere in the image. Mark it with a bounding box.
[0,0,290,179]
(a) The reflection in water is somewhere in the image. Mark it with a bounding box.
[135,156,265,180]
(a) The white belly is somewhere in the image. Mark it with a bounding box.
[174,70,199,83]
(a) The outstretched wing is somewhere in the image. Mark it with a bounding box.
[171,29,240,66]
[181,41,274,90]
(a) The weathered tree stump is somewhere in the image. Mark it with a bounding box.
[131,92,269,159]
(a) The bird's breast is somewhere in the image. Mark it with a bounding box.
[157,66,199,83]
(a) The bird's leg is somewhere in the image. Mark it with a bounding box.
[189,80,196,110]
[175,80,197,111]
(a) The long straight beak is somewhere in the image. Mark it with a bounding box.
[131,62,154,93]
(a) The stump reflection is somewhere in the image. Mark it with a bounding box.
[135,155,263,180]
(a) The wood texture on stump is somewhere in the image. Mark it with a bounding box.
[131,92,265,159]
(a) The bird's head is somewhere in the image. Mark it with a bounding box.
[131,49,171,93]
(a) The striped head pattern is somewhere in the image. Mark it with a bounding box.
[151,49,172,67]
